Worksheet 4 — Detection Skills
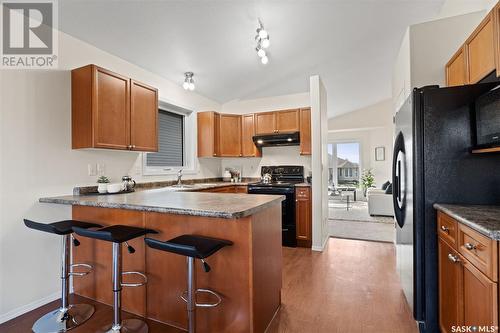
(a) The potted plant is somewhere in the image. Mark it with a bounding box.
[97,176,110,193]
[361,169,375,196]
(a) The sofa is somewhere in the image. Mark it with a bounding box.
[367,187,394,217]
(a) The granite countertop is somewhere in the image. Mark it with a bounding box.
[434,203,500,240]
[40,188,284,219]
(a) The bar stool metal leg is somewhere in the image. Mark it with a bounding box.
[32,235,94,333]
[187,257,196,333]
[102,243,148,333]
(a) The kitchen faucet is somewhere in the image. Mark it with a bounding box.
[177,169,183,186]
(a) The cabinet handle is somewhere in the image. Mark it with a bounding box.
[440,225,449,233]
[447,253,460,263]
[464,243,477,250]
[127,145,132,149]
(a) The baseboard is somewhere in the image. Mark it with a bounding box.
[311,236,329,252]
[0,291,60,324]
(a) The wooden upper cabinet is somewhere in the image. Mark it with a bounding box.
[438,238,463,333]
[495,2,500,77]
[466,13,496,83]
[255,112,276,134]
[71,64,158,151]
[219,114,242,157]
[276,109,300,132]
[130,80,158,152]
[197,111,220,157]
[446,47,468,87]
[299,108,311,155]
[241,114,261,157]
[93,67,130,149]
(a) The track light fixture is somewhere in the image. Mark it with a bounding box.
[182,72,195,91]
[255,19,270,64]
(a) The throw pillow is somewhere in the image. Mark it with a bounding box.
[381,181,391,190]
[385,183,393,194]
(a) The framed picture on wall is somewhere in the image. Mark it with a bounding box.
[375,147,385,161]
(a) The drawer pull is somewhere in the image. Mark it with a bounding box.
[464,243,477,251]
[448,253,460,263]
[440,225,449,233]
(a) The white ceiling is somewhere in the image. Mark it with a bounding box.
[59,0,445,117]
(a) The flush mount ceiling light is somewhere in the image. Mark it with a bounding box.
[182,72,195,91]
[255,19,270,65]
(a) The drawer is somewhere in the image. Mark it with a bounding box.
[437,211,458,249]
[458,223,497,281]
[296,187,310,200]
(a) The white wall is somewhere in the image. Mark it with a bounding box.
[0,31,222,322]
[218,92,312,179]
[391,11,486,113]
[328,99,394,188]
[221,92,310,114]
[437,0,496,19]
[310,75,329,251]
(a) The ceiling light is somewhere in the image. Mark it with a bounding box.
[255,19,271,65]
[183,72,195,91]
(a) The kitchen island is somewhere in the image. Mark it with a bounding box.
[40,189,284,333]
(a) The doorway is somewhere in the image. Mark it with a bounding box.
[328,142,394,242]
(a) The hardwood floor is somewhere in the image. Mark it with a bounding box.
[0,238,417,333]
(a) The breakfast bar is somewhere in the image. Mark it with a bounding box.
[40,189,284,333]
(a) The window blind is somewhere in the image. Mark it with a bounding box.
[146,110,184,167]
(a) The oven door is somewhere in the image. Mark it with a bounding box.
[247,186,297,247]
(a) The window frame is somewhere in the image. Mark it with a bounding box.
[142,100,198,176]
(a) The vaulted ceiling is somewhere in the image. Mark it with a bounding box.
[59,0,445,117]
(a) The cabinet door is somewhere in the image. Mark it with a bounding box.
[93,67,130,149]
[466,13,496,83]
[296,188,311,247]
[255,112,276,134]
[130,80,158,152]
[241,114,261,157]
[219,114,241,157]
[462,259,498,329]
[446,47,468,87]
[197,112,220,157]
[495,3,500,77]
[276,109,300,133]
[299,108,311,155]
[438,238,463,333]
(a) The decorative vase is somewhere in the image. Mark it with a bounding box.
[97,183,108,193]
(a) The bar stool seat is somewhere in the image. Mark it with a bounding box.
[145,235,232,333]
[73,225,157,333]
[24,219,102,333]
[144,235,233,259]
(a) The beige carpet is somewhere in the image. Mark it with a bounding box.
[328,199,395,242]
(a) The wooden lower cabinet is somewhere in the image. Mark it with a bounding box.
[438,212,499,333]
[200,185,247,194]
[295,187,312,248]
[438,238,463,333]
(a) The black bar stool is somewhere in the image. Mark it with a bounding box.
[24,219,102,333]
[73,225,157,333]
[144,235,233,333]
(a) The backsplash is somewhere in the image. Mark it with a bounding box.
[220,146,312,178]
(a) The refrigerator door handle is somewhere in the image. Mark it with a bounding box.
[392,132,406,228]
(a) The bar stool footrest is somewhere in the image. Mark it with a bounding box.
[181,288,222,308]
[121,271,147,287]
[69,263,93,277]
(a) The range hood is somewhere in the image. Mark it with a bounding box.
[252,131,300,147]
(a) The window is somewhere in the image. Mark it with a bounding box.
[146,110,184,167]
[143,101,196,175]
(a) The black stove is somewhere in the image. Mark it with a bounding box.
[247,166,305,247]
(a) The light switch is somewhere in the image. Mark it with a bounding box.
[97,163,105,176]
[87,164,97,176]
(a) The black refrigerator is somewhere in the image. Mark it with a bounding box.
[392,82,500,333]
